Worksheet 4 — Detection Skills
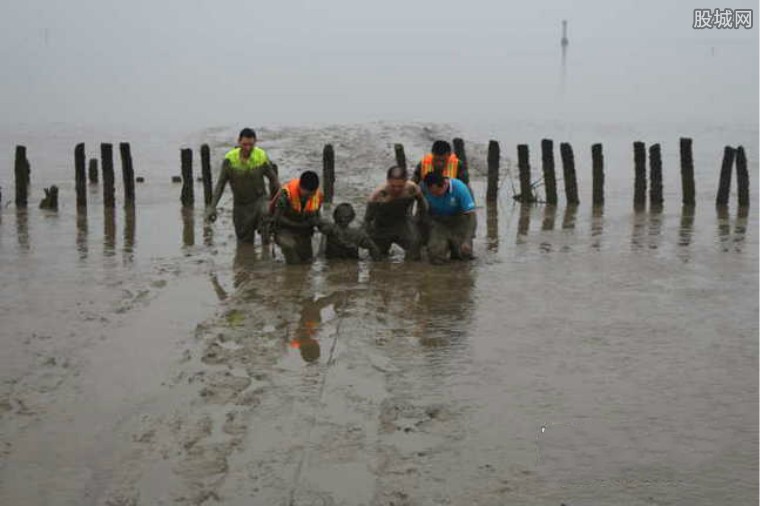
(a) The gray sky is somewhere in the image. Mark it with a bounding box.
[1,0,757,130]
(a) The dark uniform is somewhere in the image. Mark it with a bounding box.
[272,179,324,265]
[321,203,381,260]
[364,181,425,260]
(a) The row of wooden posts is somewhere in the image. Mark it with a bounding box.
[8,137,750,212]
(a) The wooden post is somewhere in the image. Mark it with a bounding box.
[541,139,557,206]
[453,137,467,166]
[323,144,335,204]
[633,141,647,208]
[560,142,579,205]
[486,201,498,251]
[14,145,29,208]
[486,140,500,203]
[104,207,116,253]
[517,144,533,203]
[679,138,695,207]
[39,186,59,210]
[736,146,749,208]
[88,158,99,184]
[591,143,604,206]
[101,143,116,208]
[180,148,194,208]
[201,144,213,207]
[394,143,407,171]
[649,143,663,207]
[715,146,735,207]
[75,143,87,209]
[120,143,135,208]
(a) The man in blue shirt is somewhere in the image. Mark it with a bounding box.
[421,172,477,264]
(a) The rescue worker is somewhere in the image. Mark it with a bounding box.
[421,172,477,264]
[271,170,324,264]
[321,203,382,260]
[412,140,470,188]
[364,166,427,260]
[205,128,279,245]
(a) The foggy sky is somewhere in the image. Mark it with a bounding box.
[1,0,757,130]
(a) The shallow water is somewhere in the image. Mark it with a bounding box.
[0,122,757,505]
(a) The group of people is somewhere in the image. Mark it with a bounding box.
[205,128,477,265]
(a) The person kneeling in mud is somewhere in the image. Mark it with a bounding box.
[270,170,325,264]
[364,166,427,260]
[420,172,477,264]
[321,203,382,260]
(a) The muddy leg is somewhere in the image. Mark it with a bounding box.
[397,220,422,261]
[275,229,302,265]
[427,221,450,265]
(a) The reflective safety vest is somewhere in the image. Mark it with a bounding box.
[420,153,459,180]
[224,147,269,171]
[275,178,323,215]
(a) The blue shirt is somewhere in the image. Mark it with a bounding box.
[422,178,476,217]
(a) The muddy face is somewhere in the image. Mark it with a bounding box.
[333,203,356,228]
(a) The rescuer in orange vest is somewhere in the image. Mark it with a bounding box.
[412,140,470,189]
[270,170,325,264]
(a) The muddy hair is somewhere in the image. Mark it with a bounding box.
[299,170,320,191]
[431,140,451,156]
[238,127,257,140]
[386,166,408,180]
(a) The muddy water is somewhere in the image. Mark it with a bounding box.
[0,123,757,506]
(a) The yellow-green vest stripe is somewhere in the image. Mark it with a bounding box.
[224,147,269,171]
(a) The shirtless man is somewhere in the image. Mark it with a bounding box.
[363,166,428,261]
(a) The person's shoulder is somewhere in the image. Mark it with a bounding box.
[450,178,468,191]
[224,147,238,158]
[368,184,388,202]
[406,181,421,195]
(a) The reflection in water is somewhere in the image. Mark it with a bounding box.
[76,211,88,260]
[289,293,346,364]
[124,206,136,262]
[648,204,663,250]
[486,202,499,252]
[631,210,646,250]
[104,208,116,256]
[679,206,695,247]
[591,206,603,250]
[542,205,557,231]
[717,206,730,252]
[734,207,748,252]
[517,204,531,238]
[16,209,29,252]
[562,204,578,230]
[182,208,195,248]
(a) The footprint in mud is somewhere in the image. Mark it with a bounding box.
[198,371,252,404]
[378,400,450,434]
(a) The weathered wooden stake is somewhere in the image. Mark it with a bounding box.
[486,201,498,251]
[120,143,135,208]
[39,186,59,210]
[180,148,194,208]
[591,143,604,206]
[649,143,663,207]
[517,144,534,203]
[88,158,99,184]
[201,144,213,207]
[715,146,735,207]
[323,144,335,204]
[75,143,87,209]
[394,143,407,171]
[736,146,749,208]
[560,142,579,205]
[453,138,467,166]
[541,139,557,206]
[486,140,500,203]
[633,141,647,208]
[101,143,116,209]
[679,138,695,207]
[14,145,29,208]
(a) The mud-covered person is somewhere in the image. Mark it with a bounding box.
[270,170,325,264]
[363,166,427,260]
[421,172,477,265]
[320,203,381,260]
[412,140,471,194]
[206,128,279,245]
